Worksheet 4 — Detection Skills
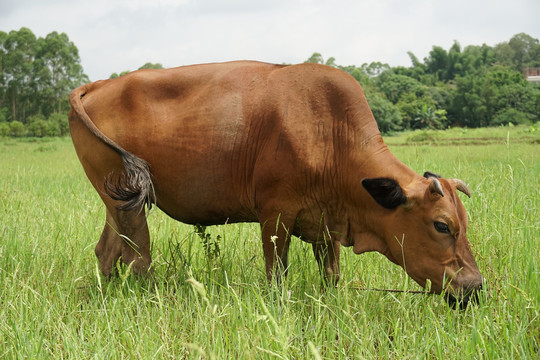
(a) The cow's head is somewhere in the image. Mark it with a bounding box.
[359,172,483,308]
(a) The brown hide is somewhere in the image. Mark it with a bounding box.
[69,61,482,306]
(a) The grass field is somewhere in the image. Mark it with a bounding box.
[1,125,539,359]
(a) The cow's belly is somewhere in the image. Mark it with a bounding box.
[149,156,258,226]
[155,190,259,226]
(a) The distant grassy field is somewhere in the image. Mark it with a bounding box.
[1,126,538,359]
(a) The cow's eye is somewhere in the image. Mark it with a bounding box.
[434,221,450,234]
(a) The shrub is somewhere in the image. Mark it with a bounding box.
[27,120,49,137]
[9,121,25,137]
[27,115,64,137]
[0,122,9,137]
[48,113,69,136]
[46,120,61,137]
[406,129,440,143]
[26,114,47,124]
[492,108,530,126]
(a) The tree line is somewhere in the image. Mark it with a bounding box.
[1,28,539,137]
[306,33,540,133]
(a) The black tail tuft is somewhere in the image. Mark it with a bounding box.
[104,152,156,212]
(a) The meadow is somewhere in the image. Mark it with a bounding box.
[0,125,538,359]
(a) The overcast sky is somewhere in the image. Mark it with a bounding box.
[1,0,539,81]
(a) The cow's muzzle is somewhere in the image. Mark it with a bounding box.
[445,283,484,309]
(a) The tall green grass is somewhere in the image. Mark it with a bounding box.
[0,128,538,359]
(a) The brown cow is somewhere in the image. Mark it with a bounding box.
[69,61,483,308]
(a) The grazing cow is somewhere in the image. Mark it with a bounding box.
[69,61,482,307]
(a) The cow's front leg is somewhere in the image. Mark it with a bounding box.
[312,240,341,286]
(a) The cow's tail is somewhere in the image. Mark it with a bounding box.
[69,84,155,213]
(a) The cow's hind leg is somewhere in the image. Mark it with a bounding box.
[95,207,152,276]
[95,209,122,276]
[70,109,154,277]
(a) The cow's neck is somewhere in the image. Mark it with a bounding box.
[331,129,419,255]
[338,128,418,187]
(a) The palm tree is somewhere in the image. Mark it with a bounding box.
[414,104,446,129]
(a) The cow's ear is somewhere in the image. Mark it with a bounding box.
[362,178,407,209]
[423,171,441,179]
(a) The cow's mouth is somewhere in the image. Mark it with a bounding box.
[445,284,484,309]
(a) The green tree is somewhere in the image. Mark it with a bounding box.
[423,42,466,81]
[494,33,540,72]
[1,28,37,123]
[304,53,340,68]
[407,51,424,69]
[361,62,391,77]
[486,65,525,87]
[0,28,87,125]
[110,70,131,79]
[414,104,447,129]
[366,93,403,134]
[450,66,529,127]
[451,73,493,127]
[377,72,425,104]
[305,52,325,64]
[447,41,464,79]
[425,85,453,112]
[138,62,164,70]
[110,63,164,79]
[425,46,449,81]
[338,64,376,91]
[36,31,88,115]
[395,92,443,129]
[460,44,495,74]
[493,42,515,68]
[509,33,540,69]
